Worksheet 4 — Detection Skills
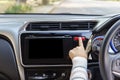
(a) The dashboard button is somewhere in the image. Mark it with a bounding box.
[61,72,66,77]
[53,73,56,77]
[74,37,79,41]
[28,76,48,80]
[74,36,86,41]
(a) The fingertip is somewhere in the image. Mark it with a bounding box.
[79,37,82,40]
[79,37,83,42]
[78,37,83,46]
[79,37,82,42]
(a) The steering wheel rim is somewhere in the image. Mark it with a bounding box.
[99,20,120,80]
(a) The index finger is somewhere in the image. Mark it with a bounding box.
[78,37,84,47]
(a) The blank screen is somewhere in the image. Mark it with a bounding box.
[28,38,63,59]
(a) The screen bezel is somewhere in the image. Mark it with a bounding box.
[21,33,73,65]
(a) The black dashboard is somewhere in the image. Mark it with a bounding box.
[0,14,120,80]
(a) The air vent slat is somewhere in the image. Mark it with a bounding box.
[26,22,60,31]
[26,21,97,31]
[61,22,97,30]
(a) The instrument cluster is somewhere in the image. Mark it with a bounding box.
[92,29,120,56]
[110,29,120,53]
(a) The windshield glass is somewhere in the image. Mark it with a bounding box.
[1,0,120,15]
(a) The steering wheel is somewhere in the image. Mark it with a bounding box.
[99,20,120,80]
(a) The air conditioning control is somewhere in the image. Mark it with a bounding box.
[27,72,67,80]
[28,76,48,80]
[25,67,71,80]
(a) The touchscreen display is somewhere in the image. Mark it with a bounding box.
[28,38,63,59]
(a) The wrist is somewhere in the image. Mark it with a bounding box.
[72,57,87,69]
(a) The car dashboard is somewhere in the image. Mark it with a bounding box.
[0,14,119,80]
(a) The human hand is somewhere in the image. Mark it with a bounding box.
[69,37,87,59]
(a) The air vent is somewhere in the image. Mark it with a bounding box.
[61,22,96,30]
[26,21,97,31]
[26,22,60,31]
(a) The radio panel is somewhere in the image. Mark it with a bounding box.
[20,32,88,65]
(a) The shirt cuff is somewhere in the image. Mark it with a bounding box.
[72,57,87,69]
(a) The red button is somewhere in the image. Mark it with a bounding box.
[81,37,86,41]
[74,37,86,41]
[74,37,79,41]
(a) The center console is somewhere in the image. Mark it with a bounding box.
[20,31,90,80]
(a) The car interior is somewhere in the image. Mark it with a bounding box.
[1,0,120,80]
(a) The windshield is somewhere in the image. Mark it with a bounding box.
[1,0,120,15]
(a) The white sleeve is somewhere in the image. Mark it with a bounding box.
[70,57,88,80]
